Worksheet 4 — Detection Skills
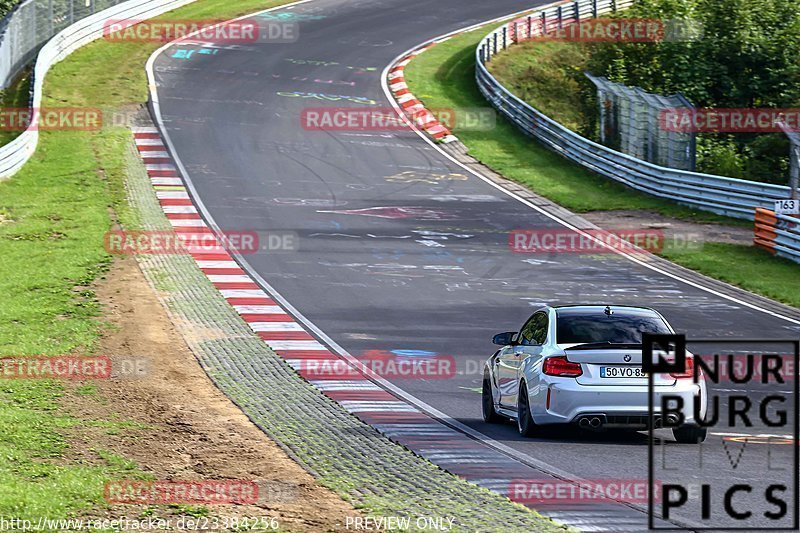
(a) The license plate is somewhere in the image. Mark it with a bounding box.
[600,366,647,378]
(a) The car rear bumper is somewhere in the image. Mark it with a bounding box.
[533,379,704,427]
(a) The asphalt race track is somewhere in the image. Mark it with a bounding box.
[150,0,800,530]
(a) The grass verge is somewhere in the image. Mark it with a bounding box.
[660,243,800,308]
[403,26,800,307]
[486,40,590,133]
[0,0,294,520]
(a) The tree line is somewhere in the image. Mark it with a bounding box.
[584,0,800,182]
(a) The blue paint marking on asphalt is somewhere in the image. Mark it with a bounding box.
[258,12,327,21]
[391,349,438,357]
[172,48,220,60]
[172,49,195,59]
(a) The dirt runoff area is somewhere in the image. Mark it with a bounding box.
[60,256,361,531]
[583,209,752,247]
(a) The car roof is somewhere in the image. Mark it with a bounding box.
[551,305,659,314]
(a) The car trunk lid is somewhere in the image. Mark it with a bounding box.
[560,343,676,386]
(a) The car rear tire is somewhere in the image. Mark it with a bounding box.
[673,425,707,443]
[482,376,502,424]
[517,383,537,437]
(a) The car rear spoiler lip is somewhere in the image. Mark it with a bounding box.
[562,342,644,351]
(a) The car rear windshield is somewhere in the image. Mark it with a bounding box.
[556,309,671,345]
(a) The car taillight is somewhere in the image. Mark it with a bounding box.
[542,356,582,377]
[669,355,694,379]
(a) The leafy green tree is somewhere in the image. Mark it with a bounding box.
[588,0,800,108]
[586,0,800,180]
[0,0,19,18]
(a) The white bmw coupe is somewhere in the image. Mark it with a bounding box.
[483,305,707,443]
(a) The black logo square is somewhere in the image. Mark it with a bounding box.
[642,333,686,374]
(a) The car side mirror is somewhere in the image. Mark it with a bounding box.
[492,332,518,346]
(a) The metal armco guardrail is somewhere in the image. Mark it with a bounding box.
[754,208,800,264]
[475,0,792,220]
[0,0,196,180]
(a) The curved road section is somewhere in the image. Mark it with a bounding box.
[149,0,800,530]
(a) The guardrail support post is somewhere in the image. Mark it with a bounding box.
[574,1,580,22]
[557,6,563,29]
[493,33,497,55]
[541,12,547,35]
[502,26,507,49]
[611,0,617,13]
[790,144,799,199]
[592,0,598,18]
[527,15,532,40]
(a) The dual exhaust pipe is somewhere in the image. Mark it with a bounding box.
[654,414,681,429]
[578,416,603,429]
